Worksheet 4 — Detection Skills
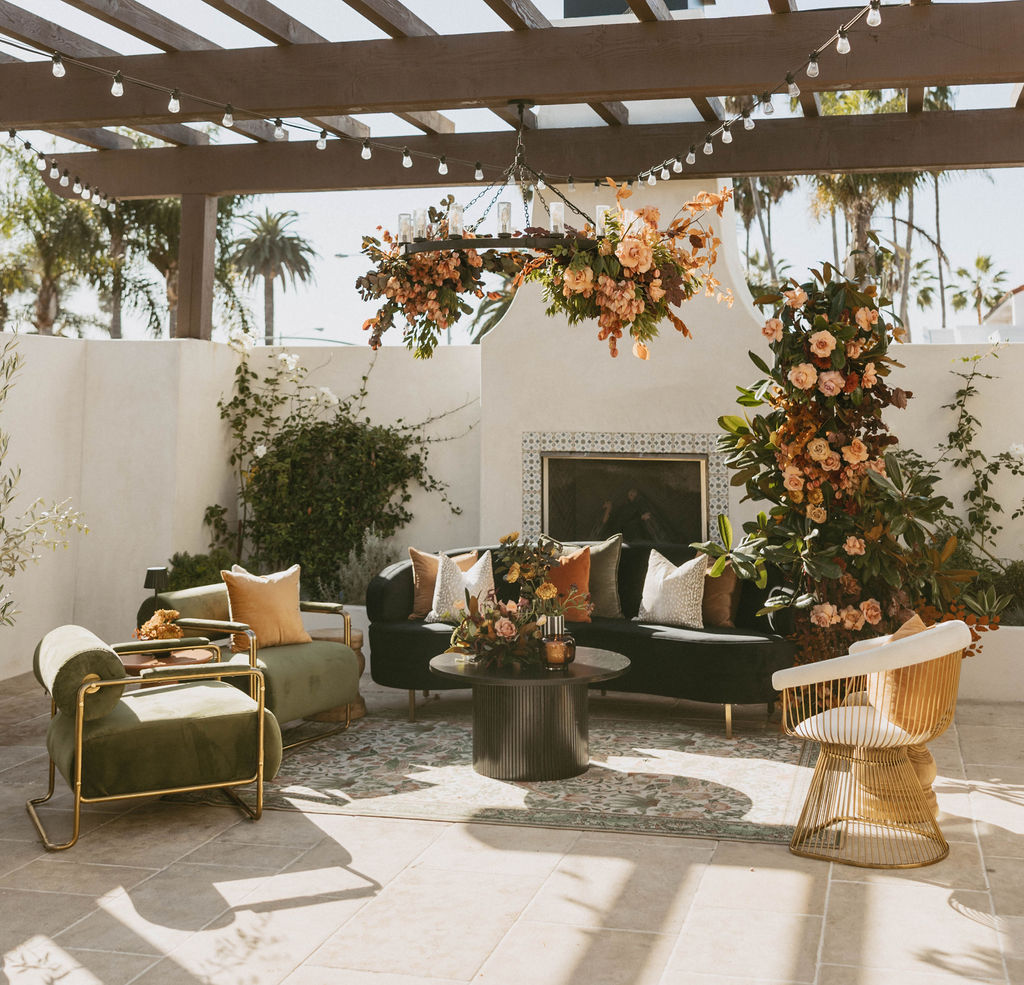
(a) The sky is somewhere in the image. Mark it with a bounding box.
[12,0,1024,346]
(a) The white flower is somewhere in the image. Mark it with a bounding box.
[276,352,300,372]
[227,327,257,352]
[253,444,267,459]
[1009,442,1024,462]
[319,386,340,406]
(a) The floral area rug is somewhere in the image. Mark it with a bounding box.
[195,709,815,844]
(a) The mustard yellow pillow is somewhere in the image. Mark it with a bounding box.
[408,548,478,620]
[221,564,312,653]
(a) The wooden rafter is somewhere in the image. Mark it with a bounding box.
[476,0,629,126]
[10,3,1018,129]
[905,0,931,113]
[52,109,1024,200]
[1015,83,1024,109]
[627,0,673,22]
[763,0,818,116]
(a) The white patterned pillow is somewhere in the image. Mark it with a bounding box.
[635,550,707,628]
[425,551,495,624]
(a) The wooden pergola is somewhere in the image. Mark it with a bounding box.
[2,0,1022,338]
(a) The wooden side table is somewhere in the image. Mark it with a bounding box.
[117,644,218,686]
[308,627,367,721]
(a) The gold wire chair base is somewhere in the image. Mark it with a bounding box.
[790,743,949,869]
[283,703,352,752]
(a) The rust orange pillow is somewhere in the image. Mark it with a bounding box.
[408,548,479,620]
[547,546,592,623]
[221,564,312,653]
[702,560,742,628]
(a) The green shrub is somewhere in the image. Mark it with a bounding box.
[167,548,237,591]
[330,526,400,605]
[992,560,1024,626]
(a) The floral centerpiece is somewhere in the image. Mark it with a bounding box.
[135,609,184,641]
[355,182,733,360]
[696,263,995,665]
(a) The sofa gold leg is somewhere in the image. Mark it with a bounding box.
[408,690,417,722]
[724,703,733,739]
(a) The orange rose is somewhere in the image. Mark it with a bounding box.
[842,439,870,465]
[809,330,837,357]
[788,363,818,391]
[615,237,654,273]
[762,318,783,343]
[859,598,883,625]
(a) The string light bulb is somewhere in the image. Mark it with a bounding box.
[72,177,82,194]
[110,71,124,97]
[660,164,670,180]
[316,129,327,150]
[273,118,286,140]
[836,28,851,54]
[49,161,59,179]
[568,175,576,191]
[168,89,180,113]
[703,136,714,155]
[222,104,234,127]
[361,139,372,160]
[474,162,484,181]
[51,53,65,78]
[742,109,755,130]
[108,200,116,213]
[81,185,91,201]
[60,170,69,187]
[437,155,448,175]
[807,53,820,78]
[35,151,46,171]
[537,173,547,190]
[672,156,683,173]
[686,145,696,165]
[647,171,656,186]
[762,92,774,115]
[721,123,733,145]
[6,129,15,145]
[867,0,882,27]
[787,73,801,98]
[401,146,413,168]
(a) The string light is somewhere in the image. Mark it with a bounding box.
[762,92,774,115]
[6,129,15,146]
[108,200,116,213]
[672,156,683,173]
[807,53,820,78]
[836,28,851,54]
[167,89,180,113]
[51,53,65,78]
[721,123,733,145]
[787,73,801,98]
[702,136,714,155]
[316,129,328,150]
[647,171,656,186]
[867,0,882,27]
[568,175,575,191]
[60,170,69,187]
[536,173,546,190]
[34,151,46,171]
[81,185,91,200]
[273,118,286,140]
[742,109,755,130]
[110,71,124,97]
[657,163,668,180]
[361,139,372,160]
[437,155,448,175]
[222,104,234,127]
[685,145,696,165]
[401,146,413,168]
[48,161,59,179]
[72,177,82,194]
[474,162,484,180]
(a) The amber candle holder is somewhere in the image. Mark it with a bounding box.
[542,614,576,671]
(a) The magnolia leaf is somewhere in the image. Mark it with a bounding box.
[709,554,730,578]
[717,514,734,550]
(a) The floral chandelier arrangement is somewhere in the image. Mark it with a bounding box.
[356,106,733,360]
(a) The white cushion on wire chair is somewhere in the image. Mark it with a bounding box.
[793,704,917,748]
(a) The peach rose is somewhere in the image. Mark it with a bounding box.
[842,438,870,465]
[784,287,808,309]
[859,598,883,625]
[855,307,879,331]
[862,362,878,387]
[840,605,866,631]
[817,371,846,397]
[807,438,831,462]
[809,330,837,357]
[762,318,784,343]
[811,602,840,628]
[562,266,595,297]
[846,339,864,359]
[807,505,827,523]
[844,536,866,556]
[615,236,654,273]
[821,451,842,471]
[494,617,517,639]
[782,466,805,492]
[788,362,818,391]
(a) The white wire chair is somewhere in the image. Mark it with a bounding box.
[773,619,971,868]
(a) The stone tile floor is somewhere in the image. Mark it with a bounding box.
[0,668,1021,985]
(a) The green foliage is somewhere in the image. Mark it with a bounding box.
[991,561,1024,626]
[332,526,400,605]
[166,548,238,591]
[950,254,1009,325]
[206,350,462,598]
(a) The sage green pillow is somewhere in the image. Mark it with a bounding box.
[542,533,624,619]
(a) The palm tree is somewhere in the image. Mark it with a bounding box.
[950,254,1010,325]
[0,252,30,331]
[229,210,317,345]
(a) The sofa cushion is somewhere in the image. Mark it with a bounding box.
[547,547,591,622]
[545,534,624,619]
[33,625,126,721]
[637,550,707,628]
[426,552,494,625]
[223,564,312,653]
[46,680,283,799]
[702,561,742,628]
[409,548,479,620]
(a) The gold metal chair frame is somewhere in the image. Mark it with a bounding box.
[779,645,964,869]
[176,607,353,752]
[26,656,268,851]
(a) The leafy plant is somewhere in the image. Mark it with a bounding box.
[166,548,238,591]
[332,526,399,606]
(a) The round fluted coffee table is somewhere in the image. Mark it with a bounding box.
[429,647,629,781]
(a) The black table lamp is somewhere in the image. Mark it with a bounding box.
[144,566,169,595]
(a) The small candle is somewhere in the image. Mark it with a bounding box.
[595,205,610,237]
[398,212,413,244]
[448,203,464,238]
[498,201,512,237]
[413,208,427,240]
[549,201,565,235]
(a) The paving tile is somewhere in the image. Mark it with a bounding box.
[282,972,463,985]
[665,906,821,982]
[214,807,328,848]
[0,745,46,773]
[817,965,1004,985]
[474,921,676,984]
[821,882,1003,981]
[829,839,989,891]
[663,976,808,985]
[2,936,158,985]
[986,856,1024,916]
[965,768,1024,860]
[412,821,578,877]
[181,839,307,871]
[997,914,1024,984]
[310,864,541,979]
[523,832,711,932]
[692,840,828,914]
[0,856,158,896]
[956,702,1024,728]
[0,888,99,954]
[958,725,1024,769]
[0,838,46,877]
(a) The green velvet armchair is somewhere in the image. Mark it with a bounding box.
[28,625,282,851]
[137,584,360,750]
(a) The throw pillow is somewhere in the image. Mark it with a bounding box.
[408,547,479,620]
[543,533,624,619]
[221,564,313,652]
[546,546,592,623]
[702,560,742,628]
[636,550,707,628]
[426,551,495,625]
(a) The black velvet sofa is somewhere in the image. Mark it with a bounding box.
[366,542,796,731]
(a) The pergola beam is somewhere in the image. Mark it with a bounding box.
[52,109,1024,200]
[627,0,674,23]
[905,0,932,113]
[6,3,1019,129]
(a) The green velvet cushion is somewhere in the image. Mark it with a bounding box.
[221,640,360,725]
[46,680,283,800]
[33,625,126,721]
[137,583,231,631]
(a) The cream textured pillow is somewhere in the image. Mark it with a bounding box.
[222,564,313,652]
[635,550,707,628]
[425,551,494,625]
